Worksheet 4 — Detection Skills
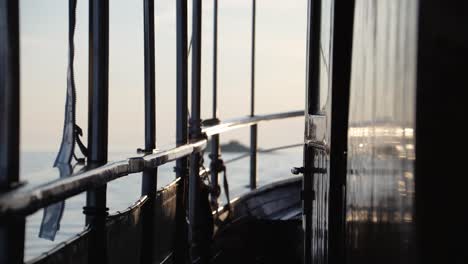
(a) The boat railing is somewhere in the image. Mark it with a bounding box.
[0,110,303,217]
[0,0,303,263]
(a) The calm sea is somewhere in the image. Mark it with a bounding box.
[21,150,301,261]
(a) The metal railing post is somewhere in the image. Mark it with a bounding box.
[328,2,355,264]
[85,0,109,263]
[209,0,220,209]
[303,0,322,263]
[249,0,257,190]
[174,0,189,263]
[0,2,24,263]
[188,0,210,263]
[141,0,157,263]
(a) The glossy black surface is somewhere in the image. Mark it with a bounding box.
[327,1,354,264]
[345,0,417,263]
[415,1,468,263]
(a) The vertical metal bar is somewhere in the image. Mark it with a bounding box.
[141,0,157,263]
[190,0,202,141]
[189,0,209,263]
[85,0,109,263]
[209,0,220,209]
[0,2,24,263]
[328,1,355,264]
[175,1,189,176]
[174,0,189,263]
[303,0,321,263]
[212,0,218,120]
[306,0,321,116]
[141,0,157,196]
[141,0,157,197]
[143,0,156,154]
[0,0,20,197]
[302,146,314,264]
[87,0,109,164]
[249,0,257,190]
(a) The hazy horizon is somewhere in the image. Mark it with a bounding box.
[20,0,307,153]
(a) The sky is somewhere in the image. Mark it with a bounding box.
[19,0,307,152]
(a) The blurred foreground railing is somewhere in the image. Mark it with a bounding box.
[0,110,303,217]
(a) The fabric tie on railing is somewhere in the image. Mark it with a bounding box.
[54,0,82,166]
[39,164,72,240]
[40,0,83,241]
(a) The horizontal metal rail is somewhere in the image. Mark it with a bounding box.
[0,140,206,216]
[0,110,302,217]
[203,110,303,136]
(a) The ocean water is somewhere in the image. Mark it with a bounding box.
[21,149,302,261]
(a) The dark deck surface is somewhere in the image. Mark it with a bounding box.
[211,177,302,264]
[212,219,302,264]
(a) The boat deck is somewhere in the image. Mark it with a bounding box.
[211,177,303,264]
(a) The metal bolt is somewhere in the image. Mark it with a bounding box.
[291,167,305,175]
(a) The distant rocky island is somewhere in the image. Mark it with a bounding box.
[206,140,262,152]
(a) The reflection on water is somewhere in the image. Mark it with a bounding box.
[21,150,301,261]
